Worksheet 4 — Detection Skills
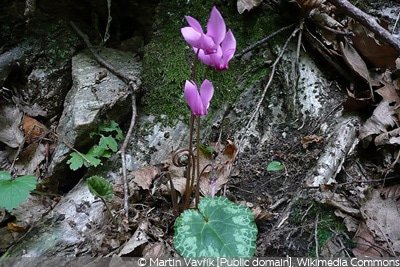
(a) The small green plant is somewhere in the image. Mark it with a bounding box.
[0,171,37,211]
[266,160,285,171]
[67,120,123,171]
[172,6,257,258]
[86,175,116,226]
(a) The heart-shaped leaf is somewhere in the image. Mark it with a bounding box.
[174,196,257,257]
[0,171,37,210]
[87,175,114,201]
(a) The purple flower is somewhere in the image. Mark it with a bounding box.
[197,29,236,70]
[184,79,214,115]
[181,6,226,54]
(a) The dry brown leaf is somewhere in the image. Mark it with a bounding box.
[359,189,400,255]
[375,127,400,146]
[295,0,324,10]
[353,222,390,257]
[378,185,400,210]
[359,101,398,147]
[118,221,149,256]
[223,139,238,159]
[376,82,400,104]
[349,19,399,69]
[132,166,160,190]
[251,205,274,221]
[237,0,262,14]
[199,141,238,197]
[160,177,186,196]
[340,40,375,86]
[301,134,324,148]
[7,222,26,232]
[21,115,47,144]
[142,242,167,257]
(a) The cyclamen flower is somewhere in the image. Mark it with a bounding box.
[197,29,236,70]
[181,6,227,54]
[184,79,214,115]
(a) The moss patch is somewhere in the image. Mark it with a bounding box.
[141,0,283,125]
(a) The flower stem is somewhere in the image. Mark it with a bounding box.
[183,114,195,211]
[195,115,201,208]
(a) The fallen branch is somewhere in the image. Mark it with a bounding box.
[327,0,400,53]
[235,23,296,58]
[70,21,141,220]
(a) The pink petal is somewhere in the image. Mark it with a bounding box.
[185,16,203,33]
[206,7,226,46]
[199,79,214,110]
[184,80,203,115]
[199,34,217,54]
[221,29,236,69]
[197,48,214,67]
[181,27,202,48]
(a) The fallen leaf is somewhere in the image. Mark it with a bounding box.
[376,82,400,104]
[359,189,400,255]
[359,101,398,147]
[132,166,160,190]
[118,221,149,256]
[349,19,399,69]
[251,205,274,221]
[237,0,262,14]
[378,185,400,210]
[21,115,47,144]
[374,127,400,146]
[342,88,372,111]
[295,0,324,10]
[301,134,324,148]
[353,222,390,257]
[142,242,167,257]
[7,222,26,232]
[223,140,238,159]
[340,40,376,87]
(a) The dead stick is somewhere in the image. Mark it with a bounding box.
[69,21,139,92]
[119,94,137,219]
[235,23,296,58]
[327,0,400,53]
[70,21,141,220]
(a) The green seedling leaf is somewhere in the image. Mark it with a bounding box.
[98,120,123,141]
[174,196,257,257]
[98,135,118,152]
[266,161,284,171]
[199,143,215,158]
[67,152,84,171]
[87,175,114,201]
[83,149,102,167]
[0,171,37,210]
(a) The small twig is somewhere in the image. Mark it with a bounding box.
[235,23,296,58]
[314,214,319,257]
[70,21,141,221]
[100,196,118,227]
[69,21,140,92]
[327,0,400,53]
[119,94,137,219]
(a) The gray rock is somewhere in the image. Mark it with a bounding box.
[47,48,141,179]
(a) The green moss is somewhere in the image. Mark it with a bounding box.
[141,0,283,125]
[289,198,350,256]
